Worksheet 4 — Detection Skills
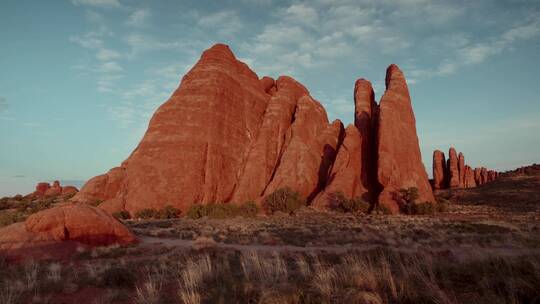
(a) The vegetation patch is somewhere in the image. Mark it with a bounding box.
[262,187,305,215]
[186,201,260,219]
[327,191,370,214]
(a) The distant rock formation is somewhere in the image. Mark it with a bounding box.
[32,181,78,198]
[73,43,434,215]
[502,164,540,177]
[431,148,498,190]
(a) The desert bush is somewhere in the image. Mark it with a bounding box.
[261,187,305,215]
[0,211,26,227]
[372,204,392,215]
[186,202,260,219]
[398,187,419,214]
[237,201,259,217]
[135,208,159,219]
[113,210,131,220]
[158,205,181,219]
[328,191,370,214]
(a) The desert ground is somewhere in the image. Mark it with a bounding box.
[1,175,539,304]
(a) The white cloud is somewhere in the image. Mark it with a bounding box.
[126,8,150,27]
[197,10,243,35]
[97,61,123,73]
[285,3,318,26]
[96,48,121,61]
[126,33,184,57]
[71,0,121,8]
[70,32,104,49]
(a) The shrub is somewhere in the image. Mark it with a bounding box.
[262,187,305,215]
[186,204,207,219]
[237,201,259,217]
[372,204,392,215]
[398,187,419,215]
[135,208,159,219]
[328,191,370,214]
[113,211,131,220]
[186,201,260,219]
[0,211,26,227]
[158,205,181,219]
[412,202,436,215]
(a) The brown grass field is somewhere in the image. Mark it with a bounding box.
[1,175,539,303]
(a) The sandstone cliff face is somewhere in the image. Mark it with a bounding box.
[376,65,435,213]
[74,44,434,215]
[447,148,460,188]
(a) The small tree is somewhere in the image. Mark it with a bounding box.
[399,187,419,215]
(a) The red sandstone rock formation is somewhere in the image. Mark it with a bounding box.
[0,204,136,260]
[474,167,482,185]
[32,181,79,198]
[481,167,488,184]
[458,153,465,188]
[432,150,447,190]
[447,148,460,188]
[376,65,435,213]
[74,44,434,215]
[464,165,476,188]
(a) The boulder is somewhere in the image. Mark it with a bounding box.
[432,150,447,190]
[34,182,51,196]
[375,64,435,213]
[0,204,136,260]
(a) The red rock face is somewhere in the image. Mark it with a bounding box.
[231,77,308,204]
[481,167,488,184]
[458,153,465,188]
[312,124,366,209]
[376,65,435,213]
[447,148,460,188]
[262,97,341,201]
[354,79,376,200]
[0,204,136,260]
[474,167,482,185]
[432,150,446,190]
[74,45,435,215]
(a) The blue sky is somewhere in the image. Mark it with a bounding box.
[1,0,539,196]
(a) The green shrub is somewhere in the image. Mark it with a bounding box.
[112,210,131,220]
[186,201,260,219]
[398,187,420,215]
[186,204,207,219]
[237,201,259,217]
[412,202,436,215]
[158,205,181,219]
[262,187,305,215]
[373,203,392,215]
[328,191,370,214]
[134,208,159,219]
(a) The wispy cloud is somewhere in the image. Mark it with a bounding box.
[71,0,121,8]
[126,8,150,27]
[197,10,243,35]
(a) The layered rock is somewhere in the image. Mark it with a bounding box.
[74,44,434,215]
[432,150,447,190]
[376,65,434,213]
[0,204,136,260]
[464,165,476,188]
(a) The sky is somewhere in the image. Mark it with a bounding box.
[0,0,539,196]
